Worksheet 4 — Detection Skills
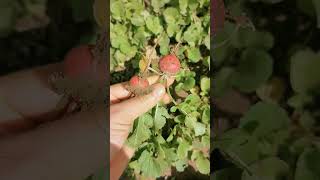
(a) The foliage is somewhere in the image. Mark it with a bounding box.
[212,0,320,180]
[109,0,210,178]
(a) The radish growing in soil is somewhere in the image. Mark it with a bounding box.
[159,54,181,76]
[126,41,192,117]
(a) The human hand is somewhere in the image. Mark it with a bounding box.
[109,76,174,179]
[0,62,110,180]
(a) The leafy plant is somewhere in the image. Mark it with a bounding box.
[212,0,320,180]
[109,0,210,179]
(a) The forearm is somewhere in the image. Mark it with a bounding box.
[0,107,107,180]
[110,146,134,180]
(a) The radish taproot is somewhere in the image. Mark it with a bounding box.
[126,75,151,95]
[63,45,94,77]
[159,54,181,75]
[129,75,149,88]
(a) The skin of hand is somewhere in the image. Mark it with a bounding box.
[109,76,174,180]
[0,63,107,180]
[0,62,174,180]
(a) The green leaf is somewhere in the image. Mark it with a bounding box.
[242,157,289,180]
[201,135,210,147]
[213,67,234,97]
[167,23,180,37]
[295,148,320,180]
[214,128,260,165]
[239,102,290,137]
[188,0,199,11]
[166,126,177,142]
[287,94,313,109]
[142,113,154,128]
[111,35,126,48]
[185,116,196,129]
[114,50,127,63]
[151,0,169,13]
[179,0,188,15]
[258,129,290,157]
[231,48,273,92]
[290,49,320,94]
[131,15,145,26]
[163,7,180,24]
[195,153,210,174]
[138,150,163,178]
[159,33,170,55]
[191,150,201,161]
[231,29,274,50]
[163,147,178,162]
[126,115,152,148]
[201,106,210,124]
[183,77,196,90]
[299,111,316,131]
[133,26,149,45]
[183,24,203,46]
[177,139,191,159]
[204,34,210,50]
[200,76,210,93]
[194,122,206,136]
[146,16,163,35]
[129,160,141,174]
[175,159,188,172]
[290,137,313,155]
[111,23,127,35]
[110,0,124,21]
[154,106,170,131]
[187,47,202,62]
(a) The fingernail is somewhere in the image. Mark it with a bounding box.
[152,85,165,98]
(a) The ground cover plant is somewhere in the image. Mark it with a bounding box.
[110,0,211,179]
[212,0,320,179]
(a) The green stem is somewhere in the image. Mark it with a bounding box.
[143,32,165,75]
[165,78,190,117]
[148,67,163,76]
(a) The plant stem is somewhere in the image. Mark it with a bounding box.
[165,78,190,117]
[143,32,165,75]
[148,67,163,75]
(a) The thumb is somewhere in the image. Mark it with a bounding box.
[110,83,165,124]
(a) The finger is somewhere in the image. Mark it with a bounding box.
[111,83,165,125]
[110,75,160,102]
[161,94,172,104]
[0,63,63,125]
[110,76,175,103]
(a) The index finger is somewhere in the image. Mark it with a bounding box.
[0,63,62,119]
[110,75,174,103]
